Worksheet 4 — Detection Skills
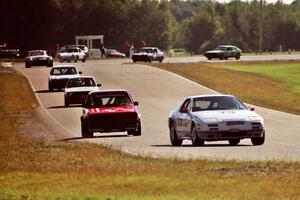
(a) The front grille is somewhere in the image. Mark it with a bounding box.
[89,112,138,130]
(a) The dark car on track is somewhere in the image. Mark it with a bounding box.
[81,90,141,138]
[132,47,164,63]
[25,50,53,68]
[204,45,241,60]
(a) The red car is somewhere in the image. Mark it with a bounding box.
[80,90,141,138]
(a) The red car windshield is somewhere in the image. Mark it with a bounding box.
[86,92,132,108]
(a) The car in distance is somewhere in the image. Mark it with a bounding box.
[106,49,125,58]
[64,76,101,107]
[81,89,141,138]
[63,45,89,57]
[57,47,86,63]
[168,94,265,146]
[204,45,241,60]
[132,47,164,63]
[0,43,20,59]
[48,65,81,91]
[25,50,53,68]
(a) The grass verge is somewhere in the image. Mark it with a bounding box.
[0,64,299,199]
[150,60,300,115]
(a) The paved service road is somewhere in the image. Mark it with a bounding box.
[18,57,300,161]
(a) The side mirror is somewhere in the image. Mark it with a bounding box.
[79,71,82,74]
[97,83,102,87]
[180,108,188,113]
[134,101,139,106]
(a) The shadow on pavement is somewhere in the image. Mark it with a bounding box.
[151,144,252,147]
[35,89,62,93]
[61,134,129,141]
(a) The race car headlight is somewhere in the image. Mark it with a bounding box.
[248,116,261,121]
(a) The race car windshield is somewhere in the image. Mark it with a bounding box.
[214,46,227,51]
[140,48,154,53]
[88,92,132,107]
[192,96,247,112]
[50,67,77,75]
[28,51,44,56]
[66,78,96,88]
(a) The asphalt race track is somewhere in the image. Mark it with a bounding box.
[17,55,300,161]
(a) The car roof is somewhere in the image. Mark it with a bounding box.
[218,45,237,48]
[68,76,95,79]
[187,94,235,99]
[52,64,76,68]
[28,50,46,52]
[90,89,129,95]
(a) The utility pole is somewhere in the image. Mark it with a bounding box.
[259,0,263,54]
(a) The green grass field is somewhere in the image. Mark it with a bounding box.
[0,64,299,200]
[150,61,300,115]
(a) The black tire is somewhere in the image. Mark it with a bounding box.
[159,57,164,63]
[133,59,137,63]
[25,62,31,68]
[82,57,86,62]
[148,57,153,63]
[169,123,183,146]
[128,121,142,136]
[48,82,53,91]
[235,53,240,60]
[75,56,79,63]
[251,130,265,145]
[228,139,240,146]
[64,98,69,107]
[47,61,53,67]
[191,125,204,146]
[81,120,93,138]
[219,55,224,60]
[208,57,212,60]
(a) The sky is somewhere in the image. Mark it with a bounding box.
[216,0,294,4]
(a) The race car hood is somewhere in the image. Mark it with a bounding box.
[65,86,99,93]
[205,50,224,54]
[193,110,263,123]
[49,74,80,80]
[88,104,136,115]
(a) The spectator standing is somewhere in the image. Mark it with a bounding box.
[129,42,135,58]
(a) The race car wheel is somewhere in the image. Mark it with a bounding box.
[47,61,53,67]
[191,125,204,146]
[48,83,53,92]
[82,57,86,62]
[235,54,240,60]
[75,56,79,62]
[251,130,265,145]
[228,139,240,146]
[170,123,182,146]
[64,98,69,107]
[128,121,141,136]
[81,121,93,138]
[159,57,164,63]
[133,60,137,63]
[25,62,31,68]
[207,57,212,60]
[219,55,225,60]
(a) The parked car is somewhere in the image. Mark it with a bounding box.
[48,65,81,91]
[0,43,20,59]
[132,47,164,63]
[168,94,265,146]
[204,45,241,60]
[64,76,101,107]
[62,45,89,57]
[57,47,86,63]
[106,49,125,58]
[81,89,141,138]
[25,50,53,68]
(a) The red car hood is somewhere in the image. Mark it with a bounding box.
[88,104,136,115]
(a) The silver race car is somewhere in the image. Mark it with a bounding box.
[64,76,101,107]
[168,95,265,146]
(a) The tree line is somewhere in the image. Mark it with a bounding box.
[1,0,300,55]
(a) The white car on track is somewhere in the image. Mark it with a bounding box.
[64,76,101,107]
[168,94,265,146]
[57,47,86,63]
[48,65,82,91]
